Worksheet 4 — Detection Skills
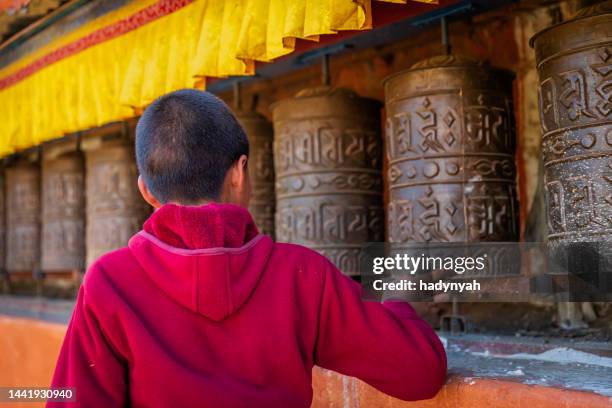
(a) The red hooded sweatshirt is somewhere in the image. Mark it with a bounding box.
[49,203,446,407]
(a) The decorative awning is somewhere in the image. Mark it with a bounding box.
[0,0,436,156]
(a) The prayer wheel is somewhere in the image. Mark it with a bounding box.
[234,111,275,237]
[384,55,519,243]
[531,2,612,248]
[41,141,85,272]
[5,162,40,272]
[82,136,150,266]
[272,86,384,275]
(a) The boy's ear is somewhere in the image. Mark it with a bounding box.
[227,154,250,207]
[138,176,162,209]
[229,155,248,182]
[238,154,248,174]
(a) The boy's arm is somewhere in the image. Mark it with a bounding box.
[47,287,127,408]
[314,256,447,401]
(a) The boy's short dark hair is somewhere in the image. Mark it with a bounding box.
[136,89,249,204]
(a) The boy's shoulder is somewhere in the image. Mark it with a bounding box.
[271,241,325,262]
[82,246,139,294]
[268,241,332,277]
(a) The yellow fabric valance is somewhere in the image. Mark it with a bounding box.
[0,0,436,156]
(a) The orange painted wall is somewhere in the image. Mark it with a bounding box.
[0,316,66,408]
[1,315,610,408]
[312,368,612,408]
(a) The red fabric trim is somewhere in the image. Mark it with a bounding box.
[0,0,194,90]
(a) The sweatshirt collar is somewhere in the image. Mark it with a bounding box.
[143,202,260,250]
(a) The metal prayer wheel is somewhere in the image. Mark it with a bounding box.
[272,86,384,275]
[82,136,150,266]
[234,110,275,237]
[384,55,519,243]
[41,141,85,272]
[5,162,40,272]
[531,3,612,248]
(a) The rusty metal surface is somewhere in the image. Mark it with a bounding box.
[532,3,612,248]
[41,149,85,272]
[235,110,275,238]
[5,163,40,272]
[272,86,384,275]
[384,55,519,243]
[84,141,150,266]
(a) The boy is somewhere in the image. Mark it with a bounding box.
[49,89,446,407]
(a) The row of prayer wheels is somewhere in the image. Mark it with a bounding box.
[272,3,612,274]
[0,115,277,281]
[1,5,609,280]
[2,61,516,279]
[1,134,150,279]
[271,56,520,275]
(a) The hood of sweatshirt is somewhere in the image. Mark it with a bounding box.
[128,203,274,322]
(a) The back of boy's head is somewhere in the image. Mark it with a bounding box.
[136,89,249,204]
